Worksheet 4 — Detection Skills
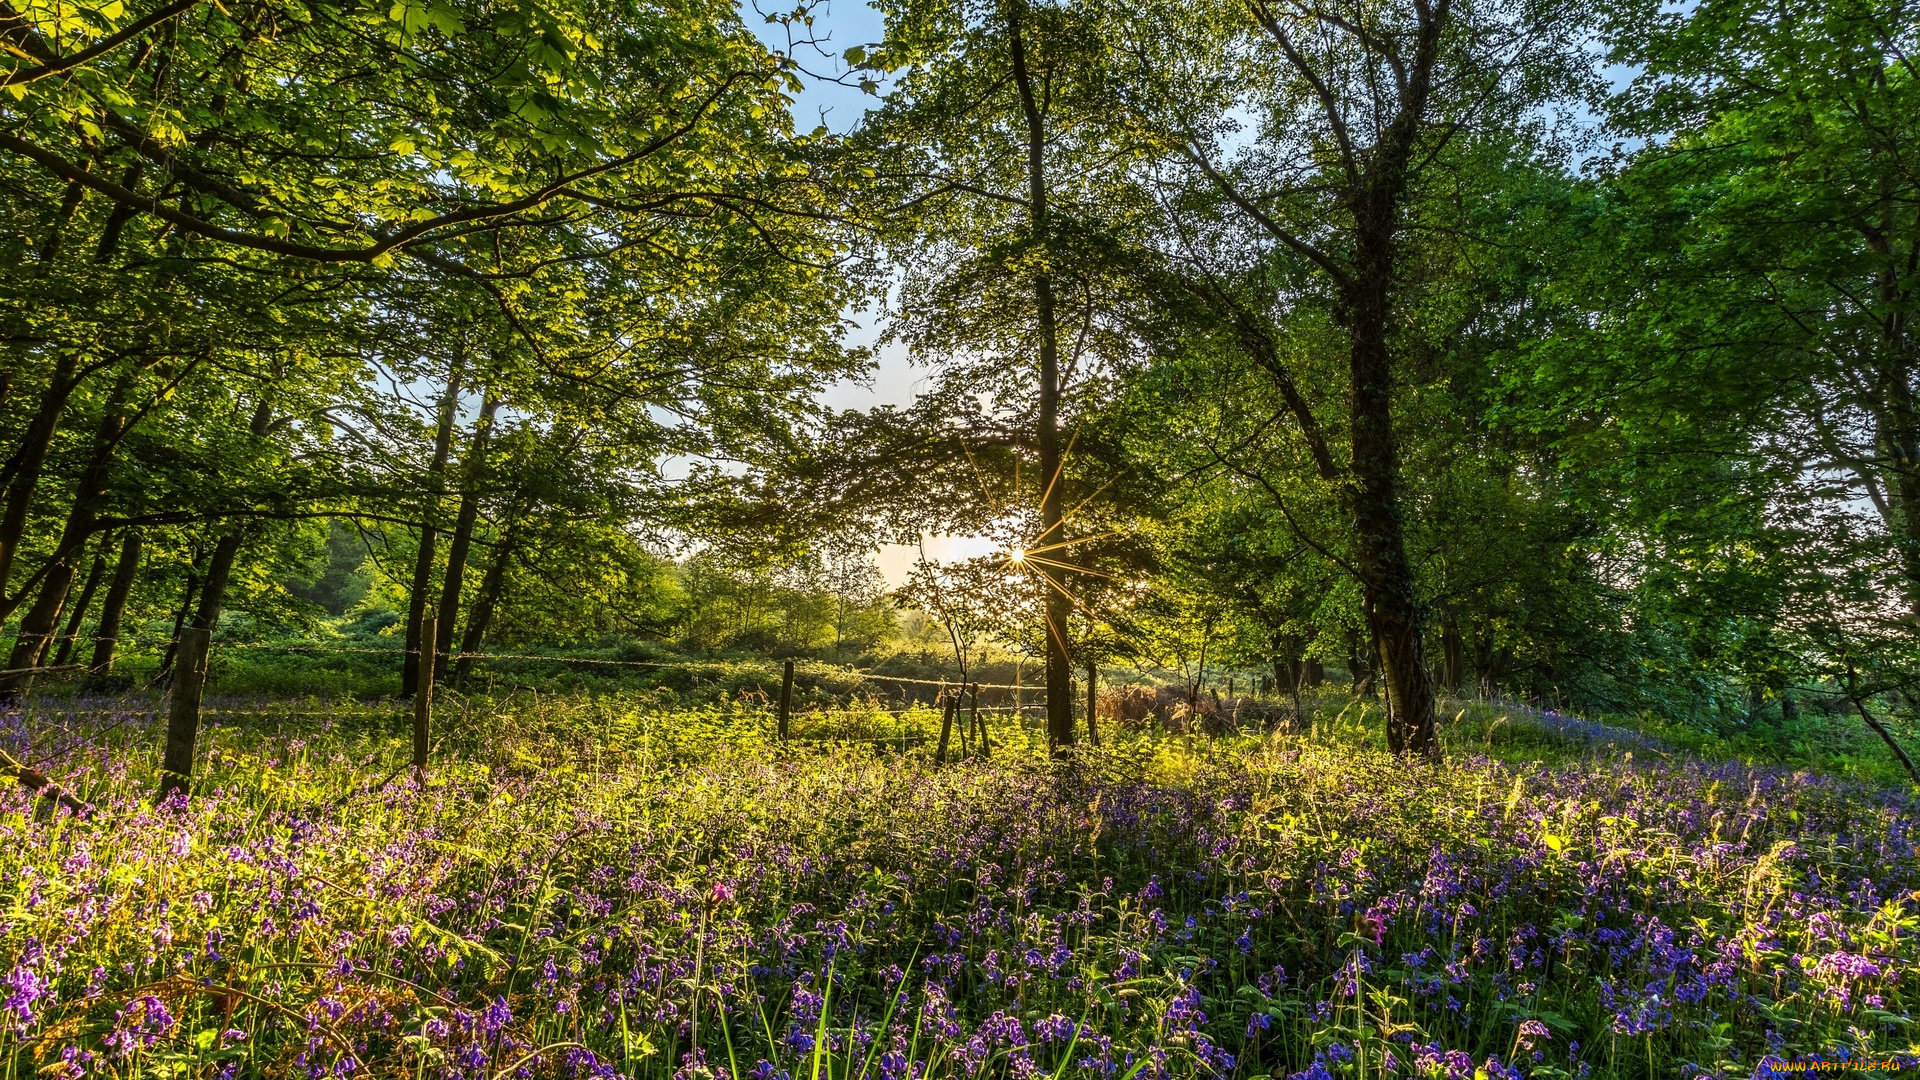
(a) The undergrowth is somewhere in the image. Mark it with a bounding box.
[1,695,1915,1079]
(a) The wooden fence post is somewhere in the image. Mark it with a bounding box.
[1086,661,1100,746]
[935,690,955,765]
[777,660,794,741]
[973,683,990,758]
[157,627,210,803]
[413,618,435,780]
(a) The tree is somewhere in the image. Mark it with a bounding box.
[1114,0,1593,756]
[853,0,1153,749]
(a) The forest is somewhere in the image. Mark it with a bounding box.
[1,0,1917,1075]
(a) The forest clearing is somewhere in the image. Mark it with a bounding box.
[3,0,1919,1074]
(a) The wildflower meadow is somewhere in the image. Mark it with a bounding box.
[3,696,1915,1080]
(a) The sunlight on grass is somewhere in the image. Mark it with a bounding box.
[1,695,1915,1079]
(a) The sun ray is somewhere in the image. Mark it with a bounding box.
[1057,465,1132,531]
[1032,423,1085,542]
[1019,559,1113,630]
[1019,530,1122,557]
[1022,554,1117,579]
[1023,562,1079,656]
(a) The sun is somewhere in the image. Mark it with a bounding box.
[1008,548,1026,565]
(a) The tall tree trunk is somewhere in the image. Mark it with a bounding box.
[1440,615,1463,693]
[190,399,276,635]
[0,350,82,603]
[89,529,142,674]
[1872,350,1920,621]
[1346,631,1372,697]
[1860,171,1919,620]
[51,548,107,667]
[192,531,245,633]
[403,356,466,695]
[152,554,203,687]
[434,393,499,667]
[452,517,520,687]
[92,162,144,265]
[36,175,87,266]
[3,571,69,680]
[1343,174,1437,757]
[2,375,133,691]
[1008,1,1074,752]
[0,175,87,519]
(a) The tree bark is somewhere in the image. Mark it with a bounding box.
[1347,631,1372,697]
[0,175,86,576]
[1202,0,1450,760]
[89,529,142,674]
[403,355,466,695]
[1340,111,1438,759]
[51,547,107,667]
[192,531,245,632]
[36,175,86,267]
[434,392,499,667]
[1008,1,1074,753]
[153,548,204,687]
[1869,346,1920,620]
[1440,615,1463,693]
[1853,695,1920,789]
[452,516,519,687]
[189,399,276,635]
[1085,658,1100,745]
[0,349,81,602]
[2,375,133,692]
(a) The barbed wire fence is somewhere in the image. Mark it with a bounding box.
[0,632,1091,781]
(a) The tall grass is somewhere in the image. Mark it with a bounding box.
[2,694,1914,1079]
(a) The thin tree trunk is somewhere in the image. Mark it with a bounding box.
[92,162,144,264]
[1440,615,1463,693]
[190,399,276,635]
[152,553,203,687]
[1345,184,1437,757]
[1009,1,1074,753]
[1085,658,1100,745]
[89,530,142,674]
[434,393,499,667]
[452,517,519,687]
[403,355,466,695]
[2,376,133,690]
[192,532,244,632]
[36,175,87,267]
[0,350,81,601]
[51,548,107,667]
[1290,652,1305,725]
[0,173,85,502]
[1853,695,1920,789]
[2,571,70,688]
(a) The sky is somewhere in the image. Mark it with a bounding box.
[744,0,1004,582]
[749,0,931,413]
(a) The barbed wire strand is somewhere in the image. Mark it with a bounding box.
[59,637,1045,692]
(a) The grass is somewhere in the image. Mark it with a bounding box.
[2,691,1916,1079]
